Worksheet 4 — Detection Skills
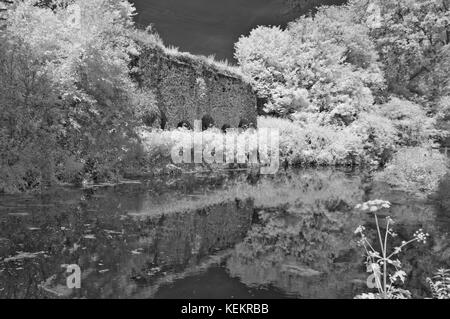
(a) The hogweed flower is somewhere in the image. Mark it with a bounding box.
[413,229,429,244]
[355,225,366,234]
[355,200,391,213]
[353,199,431,299]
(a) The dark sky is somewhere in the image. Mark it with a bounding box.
[131,0,346,61]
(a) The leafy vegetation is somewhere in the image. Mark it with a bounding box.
[354,199,450,299]
[259,113,401,167]
[354,200,429,299]
[235,4,385,122]
[427,269,450,299]
[375,147,448,194]
[235,0,450,192]
[351,0,450,103]
[0,0,158,192]
[0,0,449,194]
[236,0,450,115]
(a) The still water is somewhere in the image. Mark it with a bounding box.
[0,169,449,299]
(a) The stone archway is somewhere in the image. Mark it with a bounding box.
[201,114,215,131]
[238,118,249,129]
[221,124,231,132]
[177,120,192,130]
[160,110,167,129]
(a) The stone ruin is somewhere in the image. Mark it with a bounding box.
[136,44,258,130]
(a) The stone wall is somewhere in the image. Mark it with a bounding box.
[137,45,257,130]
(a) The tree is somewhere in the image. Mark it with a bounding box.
[0,0,156,192]
[349,0,450,103]
[235,5,385,124]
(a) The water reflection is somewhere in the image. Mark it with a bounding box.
[0,169,449,299]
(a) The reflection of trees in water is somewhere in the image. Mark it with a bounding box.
[227,171,450,298]
[250,169,367,209]
[1,170,450,298]
[433,174,450,230]
[0,187,253,298]
[227,203,364,298]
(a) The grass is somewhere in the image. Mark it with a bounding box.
[132,28,248,82]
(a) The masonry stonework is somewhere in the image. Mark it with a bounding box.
[138,46,257,130]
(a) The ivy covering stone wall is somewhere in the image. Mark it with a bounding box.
[137,45,258,130]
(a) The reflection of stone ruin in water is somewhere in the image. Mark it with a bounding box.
[0,191,254,298]
[132,198,254,269]
[60,198,256,298]
[2,170,450,298]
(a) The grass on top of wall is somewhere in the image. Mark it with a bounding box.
[132,29,247,82]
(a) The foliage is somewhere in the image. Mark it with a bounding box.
[376,97,440,146]
[436,95,450,144]
[235,0,449,153]
[375,147,448,194]
[259,115,396,166]
[136,126,279,174]
[348,112,398,165]
[350,0,450,103]
[427,269,450,299]
[354,200,429,299]
[234,26,292,111]
[137,118,385,173]
[235,5,385,122]
[0,0,157,192]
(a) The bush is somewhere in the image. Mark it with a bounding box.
[349,112,398,165]
[436,96,450,146]
[376,97,438,146]
[0,0,158,192]
[260,116,369,166]
[136,126,276,174]
[259,114,400,167]
[375,146,448,194]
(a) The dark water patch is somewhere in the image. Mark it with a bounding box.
[154,264,291,299]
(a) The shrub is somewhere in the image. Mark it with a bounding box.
[0,0,158,192]
[259,116,366,166]
[436,96,450,146]
[375,146,448,194]
[376,97,438,146]
[349,112,398,165]
[136,127,277,174]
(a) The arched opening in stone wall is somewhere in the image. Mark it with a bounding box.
[238,119,249,129]
[177,121,192,130]
[257,97,268,115]
[239,118,256,130]
[160,111,167,130]
[221,124,231,132]
[201,114,215,131]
